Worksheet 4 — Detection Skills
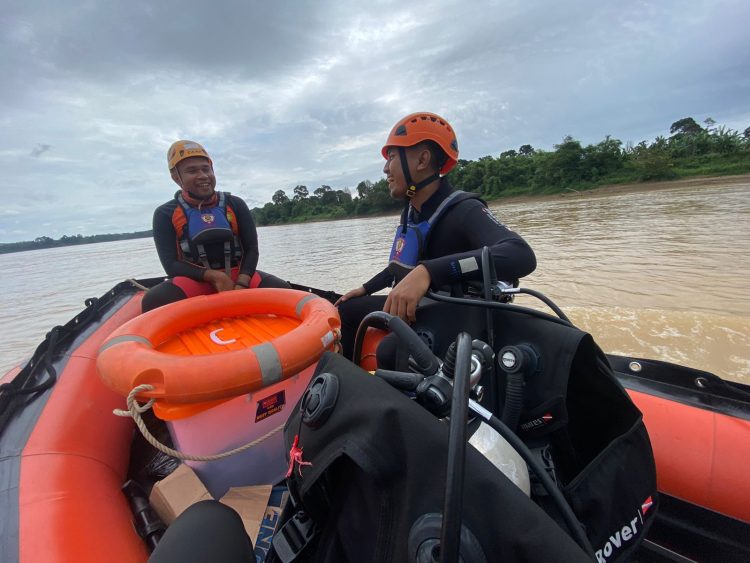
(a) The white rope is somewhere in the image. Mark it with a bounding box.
[114,384,285,462]
[126,278,150,291]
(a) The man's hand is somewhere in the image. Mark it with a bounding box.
[334,286,367,307]
[234,273,251,290]
[203,269,235,292]
[383,265,431,322]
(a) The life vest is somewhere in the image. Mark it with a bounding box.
[172,191,242,275]
[387,190,480,283]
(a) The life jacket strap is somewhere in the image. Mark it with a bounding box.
[224,241,232,277]
[271,509,317,562]
[196,244,210,269]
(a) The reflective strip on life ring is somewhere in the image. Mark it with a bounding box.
[96,288,341,405]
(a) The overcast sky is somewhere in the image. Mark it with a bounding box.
[1,0,748,242]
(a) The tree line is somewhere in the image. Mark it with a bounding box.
[0,231,152,254]
[3,117,749,252]
[251,117,750,226]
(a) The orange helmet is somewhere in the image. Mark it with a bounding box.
[167,140,212,170]
[381,112,459,174]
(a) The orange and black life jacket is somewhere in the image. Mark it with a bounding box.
[171,191,242,275]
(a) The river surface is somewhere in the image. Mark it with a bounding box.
[1,177,748,382]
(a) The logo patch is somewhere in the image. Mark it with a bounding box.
[201,213,215,224]
[255,390,286,422]
[594,495,655,563]
[519,412,553,431]
[641,496,653,515]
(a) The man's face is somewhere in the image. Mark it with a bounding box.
[383,147,410,199]
[173,156,216,199]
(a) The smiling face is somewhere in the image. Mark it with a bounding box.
[383,147,410,199]
[382,144,439,200]
[172,156,216,199]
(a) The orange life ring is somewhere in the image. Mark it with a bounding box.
[97,288,340,406]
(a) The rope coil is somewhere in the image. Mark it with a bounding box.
[114,384,284,462]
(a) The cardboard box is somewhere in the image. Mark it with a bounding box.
[149,463,284,549]
[149,463,214,524]
[219,484,273,542]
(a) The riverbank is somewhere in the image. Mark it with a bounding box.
[486,172,750,206]
[264,172,750,225]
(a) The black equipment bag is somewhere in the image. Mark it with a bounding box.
[489,308,658,563]
[268,352,592,563]
[389,300,659,563]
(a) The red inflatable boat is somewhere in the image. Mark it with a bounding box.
[1,279,748,562]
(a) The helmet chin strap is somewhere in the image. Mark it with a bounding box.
[398,147,440,234]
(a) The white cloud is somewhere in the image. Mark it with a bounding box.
[1,0,748,241]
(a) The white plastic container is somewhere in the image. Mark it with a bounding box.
[166,364,317,498]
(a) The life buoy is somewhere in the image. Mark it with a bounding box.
[97,289,340,407]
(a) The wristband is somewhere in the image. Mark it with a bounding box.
[235,280,250,288]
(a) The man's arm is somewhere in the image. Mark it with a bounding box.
[421,201,536,288]
[384,201,536,322]
[335,267,394,306]
[363,267,395,295]
[230,196,260,277]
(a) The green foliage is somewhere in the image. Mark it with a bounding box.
[272,189,289,205]
[0,230,152,254]
[252,182,374,226]
[670,117,703,136]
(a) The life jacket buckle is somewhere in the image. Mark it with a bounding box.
[271,509,317,563]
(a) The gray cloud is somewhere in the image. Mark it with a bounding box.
[1,0,749,242]
[30,144,51,157]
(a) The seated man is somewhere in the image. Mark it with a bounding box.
[336,112,537,359]
[142,140,288,313]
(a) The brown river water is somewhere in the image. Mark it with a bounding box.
[1,176,748,382]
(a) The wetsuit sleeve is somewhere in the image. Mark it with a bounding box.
[152,203,207,280]
[420,201,536,288]
[231,196,260,276]
[363,267,395,294]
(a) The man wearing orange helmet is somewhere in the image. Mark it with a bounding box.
[142,140,288,312]
[336,112,537,359]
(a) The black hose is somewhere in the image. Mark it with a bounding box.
[468,400,594,556]
[372,369,424,391]
[353,311,440,376]
[480,247,496,347]
[515,288,571,323]
[440,332,473,563]
[426,291,574,329]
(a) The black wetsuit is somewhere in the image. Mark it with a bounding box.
[340,178,536,359]
[143,192,288,312]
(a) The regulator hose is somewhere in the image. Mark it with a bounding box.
[468,399,594,556]
[440,332,474,563]
[353,311,440,376]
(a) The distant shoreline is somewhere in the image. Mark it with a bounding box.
[485,172,750,206]
[2,173,749,249]
[257,172,750,227]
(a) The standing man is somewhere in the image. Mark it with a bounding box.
[336,112,536,359]
[142,140,288,312]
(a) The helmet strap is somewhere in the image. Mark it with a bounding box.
[397,147,440,234]
[398,147,440,198]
